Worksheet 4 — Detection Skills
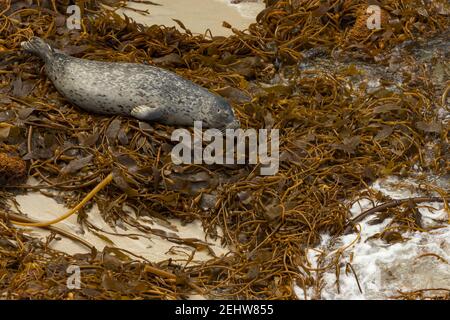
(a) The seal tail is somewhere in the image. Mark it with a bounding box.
[21,37,55,62]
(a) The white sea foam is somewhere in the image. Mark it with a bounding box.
[295,175,450,300]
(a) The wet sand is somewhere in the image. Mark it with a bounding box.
[118,0,265,36]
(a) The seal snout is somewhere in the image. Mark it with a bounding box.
[212,96,240,129]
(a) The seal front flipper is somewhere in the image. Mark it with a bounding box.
[130,105,163,121]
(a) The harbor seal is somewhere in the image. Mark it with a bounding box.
[21,37,240,129]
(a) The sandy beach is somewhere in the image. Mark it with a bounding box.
[118,0,265,36]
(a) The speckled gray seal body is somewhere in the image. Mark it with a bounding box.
[21,37,240,129]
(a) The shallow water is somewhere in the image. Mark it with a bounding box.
[294,175,450,300]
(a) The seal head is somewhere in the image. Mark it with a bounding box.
[21,37,240,129]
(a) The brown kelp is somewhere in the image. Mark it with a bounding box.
[0,0,449,299]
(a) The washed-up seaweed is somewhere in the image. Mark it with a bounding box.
[0,0,449,299]
[0,216,185,299]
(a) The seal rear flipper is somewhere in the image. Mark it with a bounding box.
[21,37,55,63]
[130,105,163,121]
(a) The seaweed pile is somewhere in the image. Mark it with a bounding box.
[0,0,449,299]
